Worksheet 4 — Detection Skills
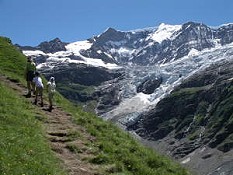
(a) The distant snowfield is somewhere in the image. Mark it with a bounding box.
[23,40,121,70]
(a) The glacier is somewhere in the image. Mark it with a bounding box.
[101,43,233,126]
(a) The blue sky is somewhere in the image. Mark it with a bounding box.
[0,0,233,46]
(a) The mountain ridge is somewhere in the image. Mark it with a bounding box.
[19,21,233,66]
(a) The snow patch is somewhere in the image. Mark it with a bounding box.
[118,47,135,57]
[181,157,191,164]
[65,40,93,56]
[23,50,46,56]
[188,48,199,57]
[135,92,151,104]
[107,40,127,47]
[80,57,121,69]
[148,23,182,43]
[103,93,151,121]
[47,51,72,57]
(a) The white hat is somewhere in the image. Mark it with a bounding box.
[50,77,55,81]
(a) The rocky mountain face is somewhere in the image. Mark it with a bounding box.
[41,63,123,104]
[19,21,233,175]
[133,60,233,151]
[137,77,163,94]
[37,38,67,53]
[19,38,67,53]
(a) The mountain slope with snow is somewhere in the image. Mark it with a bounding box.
[19,21,233,131]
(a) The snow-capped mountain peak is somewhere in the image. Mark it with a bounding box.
[148,23,182,43]
[21,21,233,70]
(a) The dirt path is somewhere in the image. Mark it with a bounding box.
[1,75,99,175]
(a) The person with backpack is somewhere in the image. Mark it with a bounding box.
[25,56,36,97]
[47,76,56,112]
[33,72,44,107]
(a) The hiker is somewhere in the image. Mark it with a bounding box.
[25,56,36,97]
[33,72,44,107]
[47,76,56,111]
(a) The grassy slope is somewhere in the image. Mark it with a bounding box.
[0,37,66,174]
[0,36,189,175]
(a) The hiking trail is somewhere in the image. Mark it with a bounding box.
[1,75,100,175]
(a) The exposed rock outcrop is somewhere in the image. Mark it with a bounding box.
[137,77,163,94]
